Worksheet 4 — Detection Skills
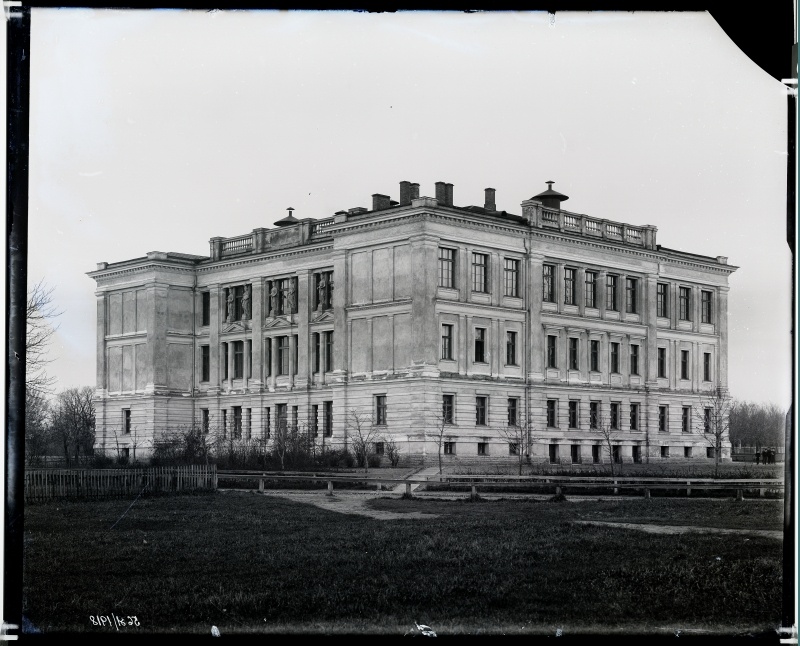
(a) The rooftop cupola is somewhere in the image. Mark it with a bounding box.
[532,181,569,210]
[275,207,300,227]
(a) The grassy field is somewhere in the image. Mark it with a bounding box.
[23,492,784,635]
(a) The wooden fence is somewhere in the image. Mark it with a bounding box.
[24,465,217,502]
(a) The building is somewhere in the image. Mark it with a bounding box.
[88,180,736,464]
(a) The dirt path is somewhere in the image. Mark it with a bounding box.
[258,491,440,521]
[574,520,782,540]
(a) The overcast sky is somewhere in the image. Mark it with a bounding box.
[28,9,791,408]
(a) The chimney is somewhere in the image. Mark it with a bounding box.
[410,183,420,200]
[484,188,496,211]
[399,181,412,206]
[435,182,447,204]
[445,183,453,207]
[372,194,391,211]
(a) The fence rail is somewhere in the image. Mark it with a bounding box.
[25,465,217,502]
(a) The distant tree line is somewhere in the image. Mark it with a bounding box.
[728,400,786,450]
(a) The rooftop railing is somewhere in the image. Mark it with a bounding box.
[310,217,335,239]
[538,207,654,249]
[221,234,253,257]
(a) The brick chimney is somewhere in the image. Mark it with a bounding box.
[400,181,413,206]
[410,183,420,200]
[445,183,453,207]
[484,188,496,211]
[435,182,447,204]
[372,194,391,211]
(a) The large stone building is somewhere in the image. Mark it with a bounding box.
[89,180,736,464]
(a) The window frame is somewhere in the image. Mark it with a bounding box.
[585,271,597,308]
[568,400,579,429]
[590,339,599,372]
[201,345,210,382]
[506,331,517,366]
[474,328,487,363]
[589,402,599,430]
[658,405,668,433]
[681,350,690,380]
[703,352,711,382]
[475,396,487,426]
[679,286,691,321]
[471,252,489,293]
[201,291,210,326]
[657,347,667,378]
[546,399,558,428]
[507,398,518,427]
[701,290,713,324]
[277,336,290,376]
[630,403,639,431]
[542,264,555,302]
[656,283,668,318]
[569,337,579,371]
[233,340,244,379]
[547,335,557,369]
[625,277,638,314]
[442,394,455,424]
[606,274,618,311]
[630,344,639,376]
[564,267,576,305]
[442,324,454,360]
[438,247,456,289]
[610,342,619,374]
[504,258,520,297]
[375,395,387,426]
[682,406,691,433]
[610,402,620,430]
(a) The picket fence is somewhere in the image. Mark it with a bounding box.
[24,465,217,502]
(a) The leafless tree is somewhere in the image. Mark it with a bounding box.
[426,406,451,476]
[498,410,536,475]
[345,408,381,473]
[729,400,786,453]
[594,414,622,477]
[694,387,733,478]
[384,436,401,467]
[50,386,95,466]
[25,280,62,396]
[24,388,53,466]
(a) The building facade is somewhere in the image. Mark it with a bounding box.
[89,180,736,464]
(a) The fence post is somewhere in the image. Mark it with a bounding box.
[470,485,478,500]
[686,481,691,497]
[405,482,412,497]
[259,475,264,492]
[644,488,650,499]
[555,486,562,496]
[613,480,618,495]
[327,480,333,496]
[736,489,744,501]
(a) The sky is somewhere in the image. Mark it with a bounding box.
[27,9,792,408]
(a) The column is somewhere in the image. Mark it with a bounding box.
[491,319,500,376]
[331,250,348,379]
[619,273,627,316]
[669,340,678,390]
[250,278,263,390]
[669,283,678,329]
[598,270,607,318]
[579,330,589,382]
[576,267,586,316]
[146,283,169,392]
[96,292,107,393]
[366,318,374,373]
[692,286,701,333]
[465,315,473,372]
[459,247,469,302]
[458,314,467,375]
[645,276,658,385]
[555,263,565,313]
[718,287,729,389]
[491,252,501,307]
[692,340,700,392]
[528,253,544,382]
[227,340,234,387]
[559,328,567,382]
[289,334,297,386]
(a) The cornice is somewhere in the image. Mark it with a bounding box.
[346,299,413,314]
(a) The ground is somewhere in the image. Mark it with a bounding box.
[22,489,784,636]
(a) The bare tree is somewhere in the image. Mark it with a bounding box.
[26,280,62,396]
[345,408,381,473]
[50,386,95,466]
[694,387,733,478]
[24,388,53,466]
[729,400,786,453]
[384,436,401,467]
[498,409,536,475]
[595,414,622,477]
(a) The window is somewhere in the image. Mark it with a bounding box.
[289,405,296,433]
[610,342,619,373]
[248,340,253,378]
[658,347,667,378]
[442,395,454,424]
[630,344,639,376]
[293,335,298,375]
[606,275,618,311]
[375,442,384,455]
[226,285,245,322]
[681,350,689,380]
[569,338,578,370]
[123,409,131,435]
[589,402,599,430]
[474,328,486,363]
[442,324,454,360]
[703,353,711,382]
[704,408,712,434]
[543,264,555,302]
[222,343,228,380]
[477,442,488,456]
[661,446,670,459]
[472,253,488,292]
[323,401,333,437]
[376,395,387,426]
[658,406,668,433]
[201,292,210,326]
[264,341,271,377]
[546,400,557,428]
[630,403,639,431]
[509,443,519,456]
[311,405,319,436]
[201,408,209,434]
[657,283,668,318]
[507,398,518,426]
[624,277,637,313]
[547,335,557,369]
[585,271,597,308]
[504,259,520,297]
[506,331,517,365]
[313,333,321,373]
[120,448,130,463]
[571,444,580,464]
[233,340,244,379]
[549,444,559,464]
[568,400,578,429]
[444,441,455,455]
[682,406,691,433]
[613,445,621,464]
[707,447,716,459]
[610,403,620,430]
[564,268,576,305]
[264,407,271,439]
[277,336,290,376]
[438,248,456,288]
[233,406,242,439]
[201,345,210,382]
[679,287,691,321]
[592,445,600,463]
[476,397,487,426]
[245,408,252,439]
[701,291,712,324]
[325,331,334,372]
[684,447,692,458]
[590,340,599,372]
[632,446,642,463]
[222,409,227,438]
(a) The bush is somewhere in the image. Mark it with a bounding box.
[368,454,382,468]
[90,454,114,468]
[315,449,355,470]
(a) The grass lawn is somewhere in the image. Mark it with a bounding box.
[23,492,783,635]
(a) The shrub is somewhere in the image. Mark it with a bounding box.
[368,454,382,468]
[90,454,114,469]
